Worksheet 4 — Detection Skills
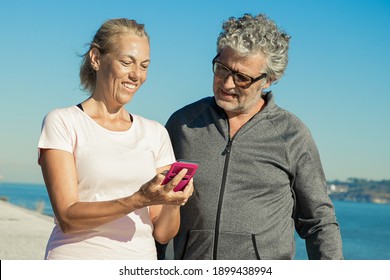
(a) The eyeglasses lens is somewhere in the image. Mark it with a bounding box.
[213,62,251,87]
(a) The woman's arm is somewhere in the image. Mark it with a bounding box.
[40,149,190,234]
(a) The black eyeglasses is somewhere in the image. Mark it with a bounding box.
[212,54,267,89]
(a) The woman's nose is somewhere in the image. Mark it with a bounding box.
[129,65,141,80]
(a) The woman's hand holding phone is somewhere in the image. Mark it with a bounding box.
[138,161,197,207]
[161,161,198,192]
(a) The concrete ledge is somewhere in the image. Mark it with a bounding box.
[0,200,53,260]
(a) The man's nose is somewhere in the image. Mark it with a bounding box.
[223,73,236,88]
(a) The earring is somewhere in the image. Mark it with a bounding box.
[91,64,99,71]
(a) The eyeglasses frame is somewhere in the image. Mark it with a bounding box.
[212,54,267,89]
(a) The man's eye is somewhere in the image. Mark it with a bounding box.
[217,65,229,74]
[235,74,251,82]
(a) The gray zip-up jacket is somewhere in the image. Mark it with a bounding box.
[165,92,343,260]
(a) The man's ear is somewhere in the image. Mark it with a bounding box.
[261,78,274,91]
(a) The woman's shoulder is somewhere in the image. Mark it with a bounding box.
[43,105,82,126]
[131,115,170,142]
[45,105,80,117]
[132,114,166,130]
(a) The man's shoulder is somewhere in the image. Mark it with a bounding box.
[167,97,215,124]
[176,96,214,113]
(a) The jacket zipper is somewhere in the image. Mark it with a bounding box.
[211,109,262,259]
[213,137,233,259]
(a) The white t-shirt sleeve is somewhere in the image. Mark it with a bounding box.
[38,109,74,162]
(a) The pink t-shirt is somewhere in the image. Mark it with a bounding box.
[38,106,175,259]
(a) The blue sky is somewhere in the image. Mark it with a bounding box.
[0,0,389,184]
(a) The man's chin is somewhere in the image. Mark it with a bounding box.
[215,98,238,113]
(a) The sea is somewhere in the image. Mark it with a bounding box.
[1,182,389,260]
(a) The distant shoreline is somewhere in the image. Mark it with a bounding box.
[2,179,390,209]
[328,178,390,204]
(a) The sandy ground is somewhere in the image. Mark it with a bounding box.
[0,200,53,260]
[0,200,178,260]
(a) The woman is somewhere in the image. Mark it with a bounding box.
[38,18,193,259]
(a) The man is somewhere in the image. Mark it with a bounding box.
[165,13,343,259]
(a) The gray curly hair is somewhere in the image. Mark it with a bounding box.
[217,13,290,83]
[79,18,150,93]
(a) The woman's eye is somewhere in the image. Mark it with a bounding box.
[121,60,132,66]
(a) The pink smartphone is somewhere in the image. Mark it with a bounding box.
[161,161,198,192]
